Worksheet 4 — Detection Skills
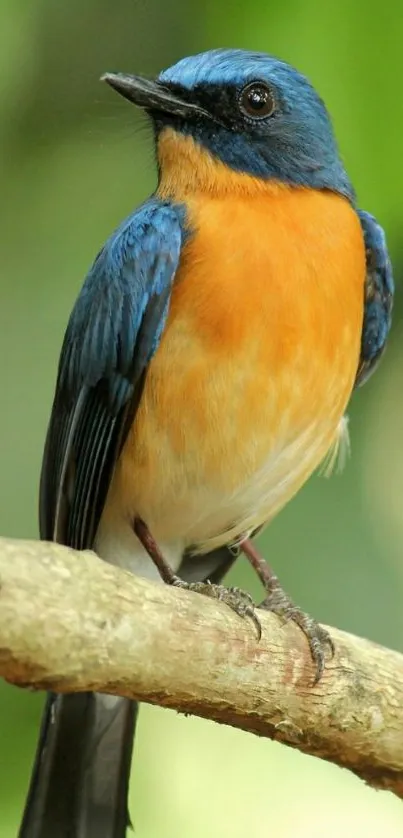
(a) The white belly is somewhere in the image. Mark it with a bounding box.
[95,416,348,574]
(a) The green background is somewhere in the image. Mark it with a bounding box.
[1,1,402,835]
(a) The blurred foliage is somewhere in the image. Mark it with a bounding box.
[0,1,402,836]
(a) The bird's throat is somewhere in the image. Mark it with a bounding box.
[157,127,289,200]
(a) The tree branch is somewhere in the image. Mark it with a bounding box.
[0,536,402,798]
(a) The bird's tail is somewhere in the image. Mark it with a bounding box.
[18,691,137,838]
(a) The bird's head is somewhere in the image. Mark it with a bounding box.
[103,48,353,199]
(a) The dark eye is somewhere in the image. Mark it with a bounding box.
[239,82,275,120]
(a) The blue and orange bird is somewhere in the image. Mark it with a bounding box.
[19,49,393,838]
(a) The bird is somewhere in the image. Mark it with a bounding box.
[18,48,393,838]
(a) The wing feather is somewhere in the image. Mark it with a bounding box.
[355,209,394,388]
[39,199,184,550]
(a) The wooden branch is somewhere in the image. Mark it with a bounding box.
[0,536,402,799]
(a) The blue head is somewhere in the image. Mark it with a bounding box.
[103,49,353,198]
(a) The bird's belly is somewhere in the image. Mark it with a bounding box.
[114,348,353,553]
[102,187,365,557]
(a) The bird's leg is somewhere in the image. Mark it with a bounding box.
[241,538,334,683]
[133,518,261,639]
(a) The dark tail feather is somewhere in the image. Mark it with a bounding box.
[19,692,137,838]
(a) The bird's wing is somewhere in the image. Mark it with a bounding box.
[39,198,184,549]
[355,209,394,388]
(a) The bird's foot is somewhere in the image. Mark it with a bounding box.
[259,585,334,684]
[171,578,262,639]
[133,518,261,638]
[241,538,333,683]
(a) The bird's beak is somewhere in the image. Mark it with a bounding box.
[101,72,207,120]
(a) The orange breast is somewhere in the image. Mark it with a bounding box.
[107,144,365,553]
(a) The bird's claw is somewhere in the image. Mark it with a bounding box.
[172,578,262,639]
[259,587,334,684]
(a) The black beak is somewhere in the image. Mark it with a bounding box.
[101,72,208,120]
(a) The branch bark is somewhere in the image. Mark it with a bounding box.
[0,536,402,798]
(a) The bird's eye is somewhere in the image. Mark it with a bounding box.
[239,82,275,120]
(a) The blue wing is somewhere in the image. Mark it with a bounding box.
[40,198,184,549]
[355,209,394,388]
